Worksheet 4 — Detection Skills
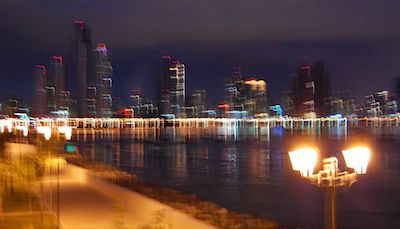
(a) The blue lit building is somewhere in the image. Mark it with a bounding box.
[94,43,113,117]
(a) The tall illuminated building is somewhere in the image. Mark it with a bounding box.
[130,89,157,118]
[34,65,47,116]
[41,60,57,114]
[186,89,206,117]
[157,56,186,118]
[51,56,70,113]
[281,90,295,116]
[364,91,397,117]
[94,43,113,117]
[313,62,331,115]
[243,78,268,115]
[74,20,92,117]
[293,64,315,117]
[324,91,357,117]
[225,67,243,111]
[293,62,330,117]
[225,67,268,117]
[86,86,96,117]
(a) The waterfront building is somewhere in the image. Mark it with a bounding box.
[226,110,248,119]
[269,105,283,117]
[130,89,157,117]
[94,43,113,117]
[364,94,381,117]
[5,99,19,117]
[243,78,268,116]
[225,74,268,117]
[130,89,142,117]
[323,91,357,117]
[374,91,397,116]
[51,56,71,113]
[34,57,71,117]
[157,56,186,118]
[86,86,97,117]
[281,90,295,116]
[34,65,47,116]
[293,62,330,117]
[74,20,92,117]
[44,61,57,114]
[293,65,314,117]
[313,62,331,116]
[186,89,206,118]
[225,82,238,111]
[3,98,30,117]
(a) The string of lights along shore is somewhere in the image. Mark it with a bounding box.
[2,20,400,119]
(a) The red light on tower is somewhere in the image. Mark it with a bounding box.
[35,65,46,70]
[161,56,171,60]
[97,43,107,49]
[52,56,63,66]
[246,77,257,81]
[74,20,84,29]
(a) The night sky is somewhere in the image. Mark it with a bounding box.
[1,0,400,106]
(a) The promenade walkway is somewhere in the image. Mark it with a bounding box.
[36,164,216,229]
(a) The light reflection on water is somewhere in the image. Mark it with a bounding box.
[71,126,400,229]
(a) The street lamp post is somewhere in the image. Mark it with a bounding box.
[288,147,370,229]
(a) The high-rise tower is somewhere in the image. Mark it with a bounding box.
[94,43,113,117]
[313,62,331,116]
[51,56,70,112]
[34,65,47,116]
[157,56,185,118]
[293,62,330,117]
[74,20,92,117]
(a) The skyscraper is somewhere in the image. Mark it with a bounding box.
[313,62,331,116]
[130,89,142,117]
[94,43,113,117]
[34,65,47,116]
[51,56,70,113]
[74,20,92,117]
[157,56,186,118]
[186,89,206,117]
[324,91,357,117]
[242,78,268,115]
[293,62,330,117]
[293,64,315,117]
[225,67,268,117]
[225,67,243,111]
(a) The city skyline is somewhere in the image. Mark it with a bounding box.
[2,20,400,111]
[1,1,400,106]
[2,20,400,118]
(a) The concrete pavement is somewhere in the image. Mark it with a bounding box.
[36,164,216,229]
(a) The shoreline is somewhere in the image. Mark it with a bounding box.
[63,153,279,229]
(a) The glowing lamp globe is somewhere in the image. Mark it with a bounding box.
[288,148,318,177]
[342,147,370,174]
